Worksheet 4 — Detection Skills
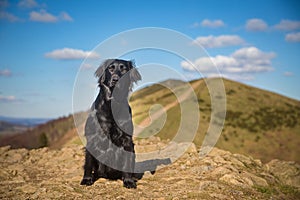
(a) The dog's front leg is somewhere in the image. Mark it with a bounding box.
[122,139,136,189]
[81,149,96,186]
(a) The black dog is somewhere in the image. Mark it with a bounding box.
[80,59,141,188]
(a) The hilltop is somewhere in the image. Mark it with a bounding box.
[0,137,299,199]
[130,78,300,163]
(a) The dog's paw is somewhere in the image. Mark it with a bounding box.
[123,178,137,189]
[80,177,94,186]
[132,172,144,180]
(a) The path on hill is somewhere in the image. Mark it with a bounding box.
[134,80,204,136]
[68,80,204,140]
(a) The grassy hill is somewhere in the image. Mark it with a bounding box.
[1,78,299,163]
[130,78,300,163]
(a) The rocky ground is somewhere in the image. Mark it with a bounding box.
[0,137,299,199]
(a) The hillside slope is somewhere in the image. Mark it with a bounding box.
[0,138,299,199]
[0,115,77,149]
[0,121,28,136]
[1,78,299,164]
[130,78,300,163]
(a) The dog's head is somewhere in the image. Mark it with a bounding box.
[95,59,141,95]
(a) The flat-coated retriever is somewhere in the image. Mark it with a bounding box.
[80,59,141,188]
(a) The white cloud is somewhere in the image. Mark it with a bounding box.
[285,32,300,42]
[181,47,275,80]
[81,63,95,70]
[205,73,255,81]
[45,48,100,60]
[246,18,268,31]
[0,69,12,77]
[0,95,22,103]
[18,0,38,8]
[59,11,73,21]
[275,20,300,31]
[191,22,200,28]
[193,35,245,48]
[201,19,225,28]
[283,71,293,77]
[232,47,276,62]
[0,11,21,22]
[29,9,57,22]
[29,9,73,23]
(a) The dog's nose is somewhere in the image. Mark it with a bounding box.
[112,75,119,82]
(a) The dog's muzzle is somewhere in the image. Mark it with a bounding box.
[110,74,120,87]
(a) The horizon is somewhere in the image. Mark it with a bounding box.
[1,76,298,120]
[1,0,300,118]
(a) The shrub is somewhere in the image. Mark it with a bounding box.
[39,132,48,148]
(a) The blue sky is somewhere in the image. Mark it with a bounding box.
[0,0,300,118]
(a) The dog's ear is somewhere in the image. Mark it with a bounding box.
[128,60,141,83]
[95,59,114,85]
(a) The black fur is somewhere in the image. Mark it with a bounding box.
[80,59,141,188]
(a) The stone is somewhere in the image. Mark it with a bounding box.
[226,156,245,168]
[186,160,191,166]
[209,193,230,199]
[219,173,253,188]
[0,145,11,155]
[0,142,299,199]
[233,153,254,166]
[254,159,262,167]
[208,147,231,157]
[242,172,268,187]
[199,181,216,190]
[17,185,37,194]
[266,159,300,188]
[213,155,228,165]
[185,143,198,154]
[211,166,232,177]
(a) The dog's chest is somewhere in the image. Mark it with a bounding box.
[95,112,125,143]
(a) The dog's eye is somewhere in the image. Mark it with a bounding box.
[108,65,115,72]
[119,65,127,73]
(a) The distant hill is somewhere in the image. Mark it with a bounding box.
[0,116,51,136]
[1,78,299,164]
[0,116,51,127]
[0,114,80,149]
[0,121,28,136]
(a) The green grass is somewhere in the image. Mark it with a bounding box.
[254,185,277,195]
[254,184,300,197]
[130,78,300,163]
[279,185,300,196]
